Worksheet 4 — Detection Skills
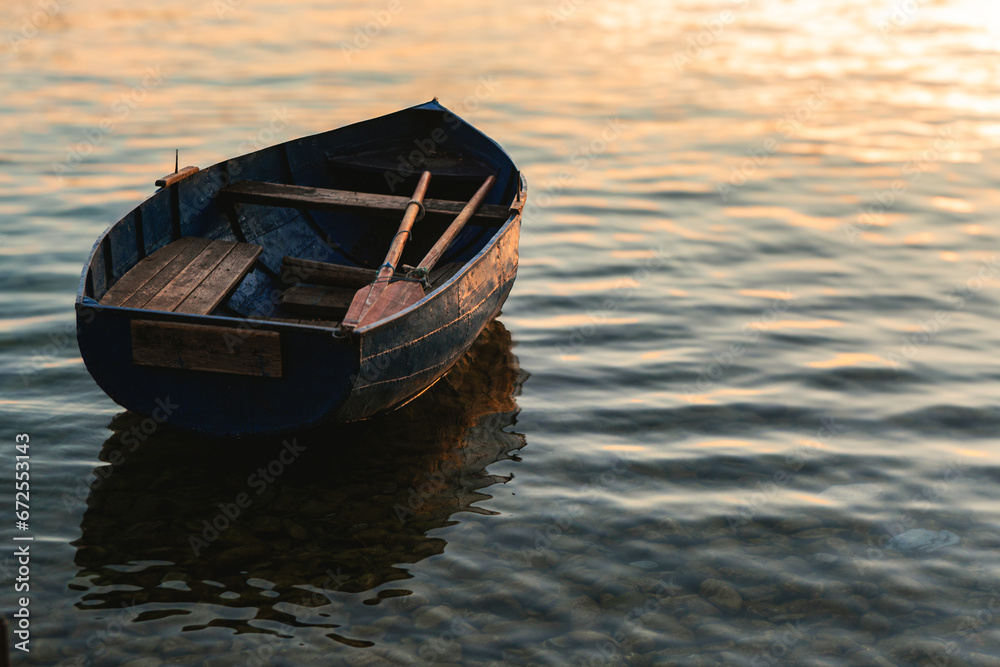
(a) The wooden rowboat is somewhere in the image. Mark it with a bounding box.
[76,100,526,437]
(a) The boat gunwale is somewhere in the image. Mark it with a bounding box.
[75,297,340,333]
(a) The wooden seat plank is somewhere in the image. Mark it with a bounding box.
[104,237,263,317]
[280,284,355,319]
[119,238,214,309]
[101,238,196,307]
[281,255,376,288]
[143,241,238,313]
[175,244,263,315]
[221,181,510,223]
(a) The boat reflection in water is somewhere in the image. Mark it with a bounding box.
[71,320,525,636]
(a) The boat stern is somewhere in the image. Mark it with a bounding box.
[76,301,359,437]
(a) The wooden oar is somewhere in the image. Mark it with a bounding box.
[353,175,496,327]
[341,171,432,331]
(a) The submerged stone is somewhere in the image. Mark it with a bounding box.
[629,560,659,571]
[413,605,454,630]
[699,579,742,614]
[859,612,891,635]
[885,529,959,552]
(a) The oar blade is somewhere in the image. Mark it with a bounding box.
[345,280,387,326]
[357,281,426,327]
[355,173,497,327]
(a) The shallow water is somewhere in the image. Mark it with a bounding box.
[3,0,1000,664]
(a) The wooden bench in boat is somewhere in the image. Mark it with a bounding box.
[277,255,463,321]
[100,237,262,315]
[221,181,512,224]
[281,255,376,288]
[100,237,283,378]
[279,284,356,319]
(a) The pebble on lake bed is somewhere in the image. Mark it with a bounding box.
[699,579,743,614]
[885,529,960,552]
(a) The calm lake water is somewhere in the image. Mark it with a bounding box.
[3,0,1000,664]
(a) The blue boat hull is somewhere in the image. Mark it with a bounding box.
[336,216,519,421]
[76,101,524,437]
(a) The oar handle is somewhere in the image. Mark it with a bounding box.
[340,171,432,332]
[416,175,496,273]
[379,170,432,279]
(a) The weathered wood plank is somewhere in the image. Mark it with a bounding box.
[143,241,237,313]
[101,237,196,307]
[280,284,356,319]
[132,320,282,377]
[281,256,376,288]
[175,243,263,315]
[120,238,213,309]
[221,181,510,223]
[155,166,199,188]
